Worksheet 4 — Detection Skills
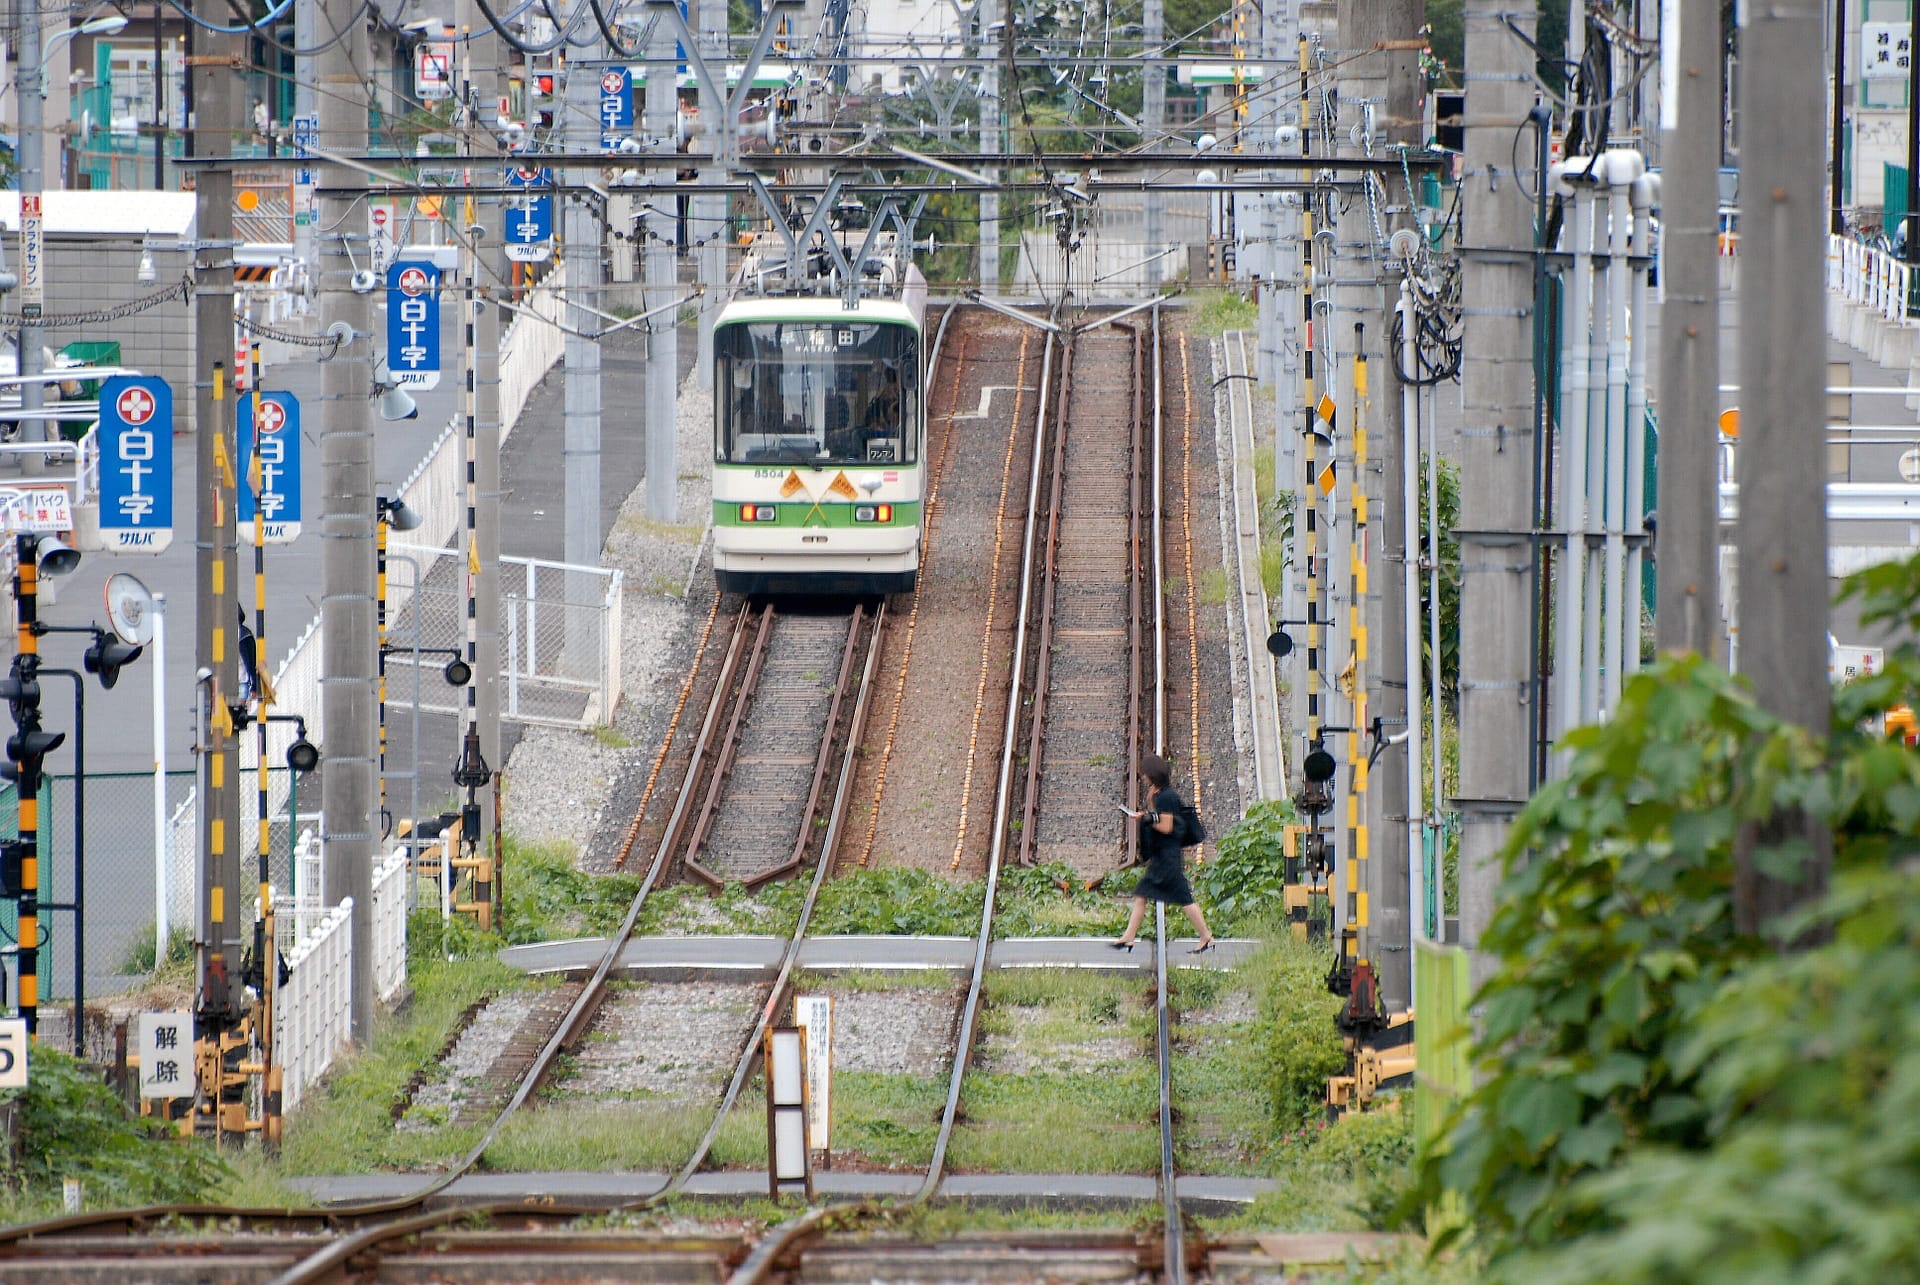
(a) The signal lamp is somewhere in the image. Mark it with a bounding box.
[83,634,143,690]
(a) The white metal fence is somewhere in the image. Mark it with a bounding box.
[270,844,409,1112]
[386,544,624,728]
[1831,234,1912,322]
[273,899,352,1115]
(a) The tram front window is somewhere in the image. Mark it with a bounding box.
[717,322,919,466]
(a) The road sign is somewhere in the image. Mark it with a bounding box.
[292,113,318,225]
[794,995,832,1150]
[416,40,454,100]
[20,192,43,316]
[238,391,302,542]
[137,1012,194,1099]
[504,167,554,263]
[368,201,398,277]
[1862,22,1912,80]
[386,261,442,391]
[600,66,634,149]
[97,376,174,553]
[0,488,73,532]
[0,1018,25,1089]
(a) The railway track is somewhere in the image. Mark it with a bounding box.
[670,601,876,889]
[1016,321,1152,875]
[0,303,1220,1284]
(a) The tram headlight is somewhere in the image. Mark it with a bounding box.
[853,504,893,523]
[739,504,778,522]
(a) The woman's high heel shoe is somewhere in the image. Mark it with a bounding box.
[1192,937,1217,955]
[1110,940,1136,952]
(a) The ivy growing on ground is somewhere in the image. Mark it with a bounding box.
[1417,551,1920,1279]
[0,1049,231,1216]
[1195,797,1299,932]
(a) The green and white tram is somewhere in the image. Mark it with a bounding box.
[712,273,928,595]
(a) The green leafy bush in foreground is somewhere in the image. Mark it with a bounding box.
[1419,551,1920,1280]
[1,1048,231,1215]
[1196,797,1299,933]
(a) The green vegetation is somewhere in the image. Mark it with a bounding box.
[1191,290,1260,336]
[119,924,195,976]
[1417,552,1920,1280]
[1171,970,1270,1176]
[1194,798,1300,932]
[1419,455,1461,700]
[501,839,642,945]
[0,1048,234,1221]
[275,922,523,1176]
[952,971,1157,1173]
[1198,565,1231,606]
[590,724,635,751]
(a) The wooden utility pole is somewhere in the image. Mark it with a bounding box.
[316,0,378,1041]
[1653,0,1722,655]
[1734,0,1831,933]
[1455,0,1537,981]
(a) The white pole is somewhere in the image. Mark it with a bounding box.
[1397,289,1425,955]
[1554,171,1593,760]
[152,593,169,965]
[1602,165,1634,714]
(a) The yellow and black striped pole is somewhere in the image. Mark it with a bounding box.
[1344,326,1371,985]
[245,331,281,1146]
[12,542,39,1039]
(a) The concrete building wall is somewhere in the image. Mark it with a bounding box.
[37,236,197,431]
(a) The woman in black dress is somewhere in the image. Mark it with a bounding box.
[1113,754,1216,953]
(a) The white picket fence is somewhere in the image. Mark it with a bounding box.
[273,900,350,1115]
[271,846,411,1113]
[1830,234,1912,323]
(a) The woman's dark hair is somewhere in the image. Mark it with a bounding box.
[1140,754,1172,789]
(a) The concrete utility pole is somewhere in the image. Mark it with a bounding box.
[1329,0,1387,992]
[455,2,505,850]
[1734,0,1832,933]
[564,44,605,558]
[1367,0,1424,1014]
[16,0,45,451]
[1141,0,1163,286]
[1653,0,1722,656]
[645,18,679,522]
[695,0,728,387]
[1455,0,1537,982]
[190,0,243,1026]
[980,0,1001,291]
[316,0,378,1042]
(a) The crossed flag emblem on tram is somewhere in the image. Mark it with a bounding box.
[782,470,861,523]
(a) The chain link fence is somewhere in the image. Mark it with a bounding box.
[387,543,623,729]
[0,768,312,1006]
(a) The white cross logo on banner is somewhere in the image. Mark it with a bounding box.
[257,400,287,435]
[602,71,625,94]
[116,387,156,425]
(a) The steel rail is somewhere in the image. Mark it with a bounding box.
[683,604,780,886]
[743,601,876,889]
[1016,333,1075,866]
[729,302,1065,1285]
[1148,305,1188,1285]
[268,607,886,1284]
[250,302,967,1282]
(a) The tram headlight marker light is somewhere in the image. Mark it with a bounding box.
[853,504,892,523]
[739,504,778,523]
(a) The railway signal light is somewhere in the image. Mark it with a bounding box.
[83,634,143,690]
[2,726,64,795]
